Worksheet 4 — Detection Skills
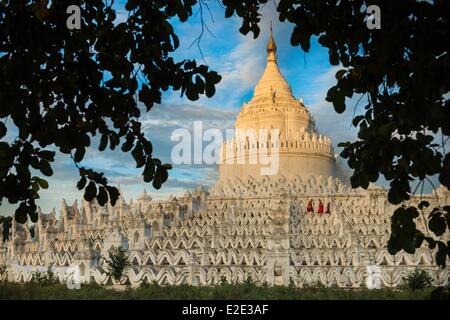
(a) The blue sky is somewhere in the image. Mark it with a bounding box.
[0,2,364,215]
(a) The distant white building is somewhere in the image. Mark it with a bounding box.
[1,30,449,288]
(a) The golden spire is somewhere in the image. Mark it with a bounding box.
[252,21,294,101]
[267,21,277,62]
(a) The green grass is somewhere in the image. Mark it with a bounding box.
[0,281,434,300]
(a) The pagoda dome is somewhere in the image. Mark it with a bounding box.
[219,27,338,181]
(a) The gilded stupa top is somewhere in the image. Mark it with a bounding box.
[236,27,315,133]
[221,26,337,184]
[251,25,296,103]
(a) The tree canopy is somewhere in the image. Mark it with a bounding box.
[0,0,221,224]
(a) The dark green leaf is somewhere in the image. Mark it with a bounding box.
[39,160,53,177]
[84,181,97,202]
[97,186,108,206]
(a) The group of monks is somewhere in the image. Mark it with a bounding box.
[306,199,331,215]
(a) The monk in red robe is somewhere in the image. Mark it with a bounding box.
[307,200,314,213]
[317,200,324,215]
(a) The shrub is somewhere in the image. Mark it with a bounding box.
[219,276,228,286]
[311,281,326,289]
[30,266,57,285]
[104,246,130,282]
[402,269,433,291]
[243,275,256,287]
